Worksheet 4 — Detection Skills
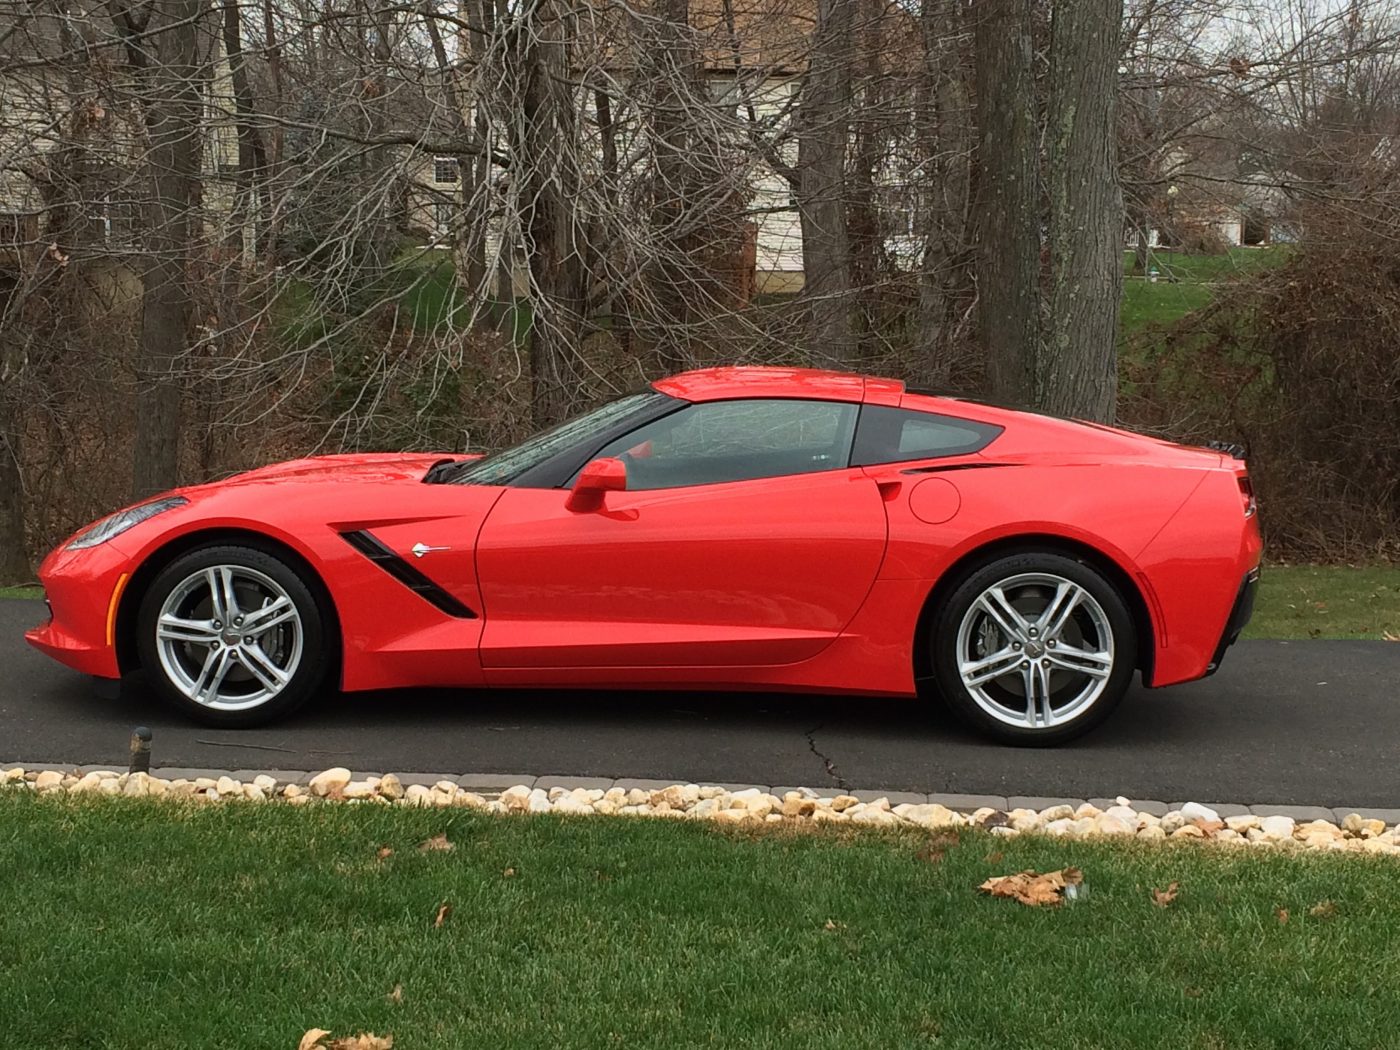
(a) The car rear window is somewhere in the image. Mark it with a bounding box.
[850,405,1002,466]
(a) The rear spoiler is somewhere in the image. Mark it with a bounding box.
[1205,439,1246,460]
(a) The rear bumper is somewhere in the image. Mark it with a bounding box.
[1205,566,1260,675]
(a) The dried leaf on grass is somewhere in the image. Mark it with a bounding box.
[375,846,393,860]
[1382,630,1399,642]
[1276,908,1290,924]
[433,902,452,928]
[328,1035,394,1050]
[916,830,961,864]
[419,834,453,852]
[1309,900,1338,919]
[503,867,517,878]
[1151,881,1180,908]
[299,1030,332,1050]
[386,983,403,1004]
[823,919,846,931]
[978,867,1083,907]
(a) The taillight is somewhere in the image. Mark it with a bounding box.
[1238,476,1256,517]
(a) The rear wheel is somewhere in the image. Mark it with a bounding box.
[136,545,330,727]
[929,552,1136,746]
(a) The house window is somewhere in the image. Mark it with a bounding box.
[434,202,454,234]
[433,157,459,184]
[0,214,22,249]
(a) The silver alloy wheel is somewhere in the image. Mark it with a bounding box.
[154,564,304,711]
[954,572,1115,730]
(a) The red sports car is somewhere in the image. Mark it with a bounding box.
[27,367,1261,744]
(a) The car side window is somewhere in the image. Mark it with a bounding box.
[850,405,1002,466]
[585,398,859,490]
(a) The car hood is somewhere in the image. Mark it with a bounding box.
[206,452,479,488]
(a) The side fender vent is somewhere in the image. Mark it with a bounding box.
[340,530,477,619]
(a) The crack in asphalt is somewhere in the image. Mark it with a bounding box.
[804,723,849,791]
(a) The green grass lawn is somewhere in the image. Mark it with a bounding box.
[3,794,1399,1049]
[1245,564,1400,640]
[0,585,40,599]
[1120,247,1283,336]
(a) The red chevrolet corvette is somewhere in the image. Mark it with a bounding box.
[27,367,1261,744]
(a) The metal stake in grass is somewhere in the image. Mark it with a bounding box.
[129,727,151,775]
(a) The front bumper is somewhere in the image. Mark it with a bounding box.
[23,542,131,679]
[1205,566,1260,674]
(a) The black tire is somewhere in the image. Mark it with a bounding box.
[135,544,331,727]
[928,551,1137,746]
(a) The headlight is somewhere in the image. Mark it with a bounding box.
[66,496,189,550]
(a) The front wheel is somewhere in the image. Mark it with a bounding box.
[929,552,1137,746]
[136,545,330,727]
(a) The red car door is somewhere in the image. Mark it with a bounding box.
[473,398,889,669]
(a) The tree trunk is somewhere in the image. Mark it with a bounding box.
[222,0,268,262]
[644,0,701,374]
[794,0,856,366]
[506,0,585,425]
[0,394,29,584]
[972,0,1039,407]
[914,0,972,388]
[121,0,205,499]
[1043,0,1124,422]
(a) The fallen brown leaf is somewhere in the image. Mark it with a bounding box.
[1276,908,1290,924]
[978,867,1083,907]
[1309,900,1338,919]
[1151,881,1180,908]
[433,902,452,927]
[419,834,453,852]
[376,846,393,860]
[327,1035,394,1050]
[386,983,403,1004]
[298,1030,331,1050]
[503,867,517,878]
[823,919,845,931]
[1191,818,1226,835]
[1383,630,1399,642]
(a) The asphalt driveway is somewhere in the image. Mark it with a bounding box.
[3,598,1397,806]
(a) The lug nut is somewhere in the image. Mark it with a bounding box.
[243,637,252,645]
[1012,642,1022,650]
[1020,660,1030,669]
[1028,627,1039,638]
[1047,640,1056,648]
[234,616,243,626]
[211,641,221,649]
[213,621,222,630]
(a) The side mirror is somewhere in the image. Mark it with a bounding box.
[565,457,627,512]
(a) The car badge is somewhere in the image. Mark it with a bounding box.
[410,542,450,558]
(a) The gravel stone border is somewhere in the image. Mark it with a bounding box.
[4,764,1400,855]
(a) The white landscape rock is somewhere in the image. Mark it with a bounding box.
[1180,802,1221,823]
[1258,815,1296,842]
[34,770,64,792]
[308,768,351,797]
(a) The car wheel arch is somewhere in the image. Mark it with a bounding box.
[115,527,343,683]
[913,533,1157,689]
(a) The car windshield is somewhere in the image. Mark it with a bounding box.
[444,391,672,486]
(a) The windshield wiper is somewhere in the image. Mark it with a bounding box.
[422,458,466,484]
